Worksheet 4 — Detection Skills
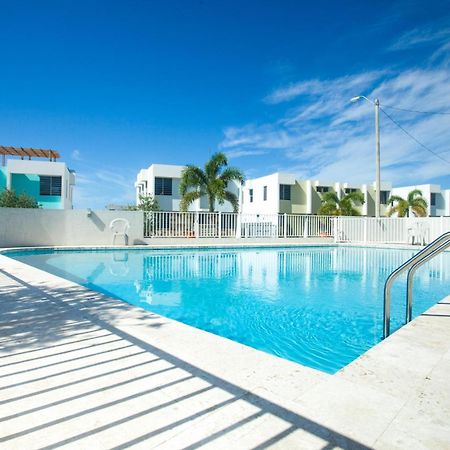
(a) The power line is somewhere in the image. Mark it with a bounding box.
[381,104,450,116]
[379,107,450,166]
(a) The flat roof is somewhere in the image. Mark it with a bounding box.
[0,146,60,159]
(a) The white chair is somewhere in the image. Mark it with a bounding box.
[110,218,130,246]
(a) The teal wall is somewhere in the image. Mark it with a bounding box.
[11,173,62,209]
[0,167,6,191]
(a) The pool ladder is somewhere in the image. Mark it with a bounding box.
[383,231,450,339]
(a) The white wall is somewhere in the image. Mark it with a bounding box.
[242,173,282,214]
[6,159,75,209]
[390,184,443,216]
[135,163,240,212]
[0,209,145,248]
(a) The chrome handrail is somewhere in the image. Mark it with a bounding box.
[383,231,450,338]
[406,239,450,323]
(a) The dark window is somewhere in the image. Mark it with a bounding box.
[316,186,329,193]
[263,186,267,201]
[249,189,253,203]
[154,177,172,195]
[279,184,291,200]
[380,190,390,204]
[345,188,358,194]
[431,193,436,206]
[40,176,62,196]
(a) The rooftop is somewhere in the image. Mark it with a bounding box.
[0,145,60,161]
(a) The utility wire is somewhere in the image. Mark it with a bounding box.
[379,107,450,166]
[381,104,450,116]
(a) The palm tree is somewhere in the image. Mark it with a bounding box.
[179,152,244,212]
[387,189,428,217]
[318,191,365,216]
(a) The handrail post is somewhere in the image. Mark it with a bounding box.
[383,231,450,339]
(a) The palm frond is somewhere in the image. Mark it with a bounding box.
[317,203,339,216]
[179,166,207,195]
[407,189,423,204]
[343,191,365,205]
[223,191,239,212]
[320,191,340,205]
[205,152,228,180]
[179,190,202,212]
[220,167,245,185]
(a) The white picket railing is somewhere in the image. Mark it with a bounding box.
[144,212,450,244]
[334,216,450,245]
[144,212,335,239]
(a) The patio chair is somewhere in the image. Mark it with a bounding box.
[110,218,130,246]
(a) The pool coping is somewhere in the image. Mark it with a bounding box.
[1,244,450,448]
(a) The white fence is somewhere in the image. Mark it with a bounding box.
[334,216,450,244]
[144,212,335,239]
[145,212,450,244]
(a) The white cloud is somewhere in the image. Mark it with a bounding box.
[389,26,450,51]
[71,149,82,161]
[72,168,135,209]
[219,68,450,187]
[225,149,268,159]
[264,72,387,105]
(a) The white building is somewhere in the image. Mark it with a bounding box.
[241,172,393,217]
[135,164,240,212]
[135,164,450,216]
[1,147,75,209]
[390,184,450,217]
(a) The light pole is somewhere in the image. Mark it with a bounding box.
[350,96,381,218]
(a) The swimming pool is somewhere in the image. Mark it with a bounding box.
[6,246,450,374]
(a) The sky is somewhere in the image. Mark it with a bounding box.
[1,0,450,208]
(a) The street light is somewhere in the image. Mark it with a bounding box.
[350,96,381,218]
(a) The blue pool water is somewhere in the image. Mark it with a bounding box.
[6,246,450,374]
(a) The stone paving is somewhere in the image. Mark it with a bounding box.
[0,253,449,449]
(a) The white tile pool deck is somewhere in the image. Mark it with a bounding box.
[0,246,449,449]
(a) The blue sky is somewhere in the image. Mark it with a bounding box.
[1,0,450,208]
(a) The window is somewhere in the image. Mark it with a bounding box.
[249,189,253,203]
[316,186,329,193]
[263,186,267,201]
[380,190,390,204]
[279,184,291,200]
[431,193,436,206]
[345,188,358,194]
[39,176,62,196]
[154,177,172,195]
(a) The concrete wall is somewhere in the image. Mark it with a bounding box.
[0,208,145,248]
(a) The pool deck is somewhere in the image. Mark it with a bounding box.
[0,250,449,449]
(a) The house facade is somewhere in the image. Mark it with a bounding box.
[389,184,450,217]
[135,164,240,212]
[0,147,75,209]
[241,172,394,217]
[135,163,450,217]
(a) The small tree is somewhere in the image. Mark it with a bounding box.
[180,152,244,212]
[128,194,160,212]
[318,191,365,216]
[0,189,40,208]
[387,189,428,217]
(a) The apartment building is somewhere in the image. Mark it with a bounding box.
[135,164,450,217]
[241,173,393,217]
[135,164,240,212]
[390,184,450,216]
[0,146,75,209]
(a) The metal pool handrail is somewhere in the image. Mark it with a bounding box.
[383,231,450,339]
